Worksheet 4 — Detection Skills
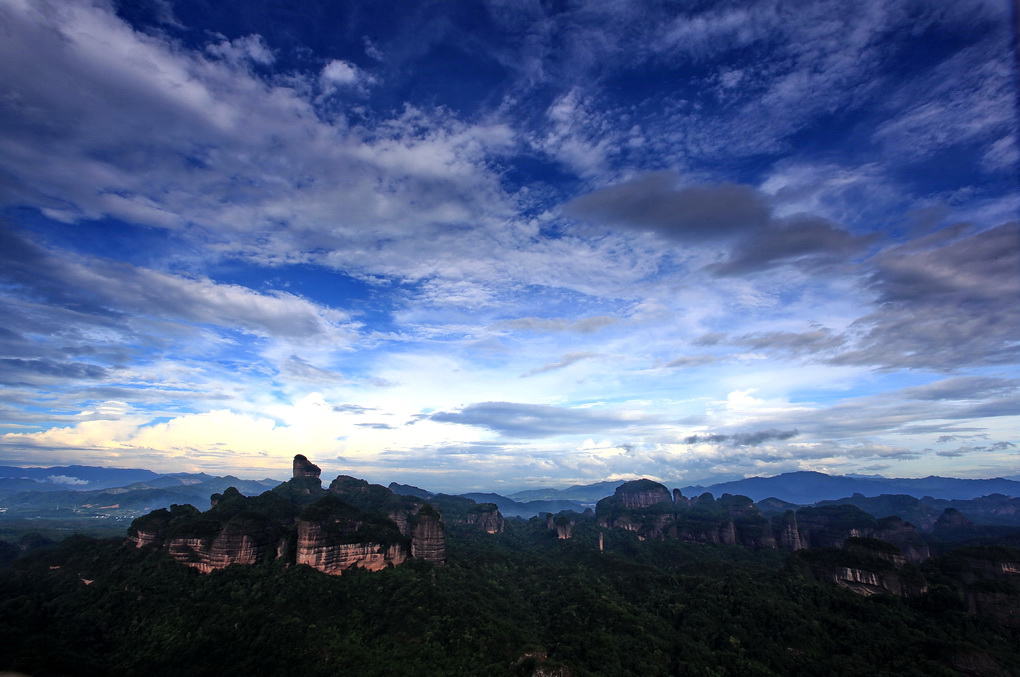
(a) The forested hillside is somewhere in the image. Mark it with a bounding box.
[2,517,1018,676]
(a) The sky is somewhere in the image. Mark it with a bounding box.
[0,0,1017,492]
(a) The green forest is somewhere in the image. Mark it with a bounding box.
[2,517,1018,677]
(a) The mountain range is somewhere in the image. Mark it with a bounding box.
[2,465,1019,523]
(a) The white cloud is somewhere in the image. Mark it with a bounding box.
[207,34,275,66]
[320,58,373,93]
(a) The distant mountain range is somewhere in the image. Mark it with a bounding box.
[458,493,590,519]
[678,471,1020,504]
[505,480,625,503]
[0,465,163,491]
[0,465,282,519]
[487,472,1020,509]
[2,465,1019,523]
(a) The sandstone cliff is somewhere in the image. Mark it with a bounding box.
[790,540,928,598]
[467,502,505,533]
[544,512,574,539]
[410,505,446,564]
[794,505,929,563]
[774,510,803,551]
[294,492,412,574]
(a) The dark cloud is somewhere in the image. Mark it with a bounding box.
[937,440,1016,458]
[832,222,1020,370]
[692,332,727,346]
[0,225,115,317]
[733,328,845,357]
[663,355,719,369]
[565,177,875,277]
[501,315,618,333]
[899,376,1019,401]
[0,358,109,385]
[682,429,799,447]
[734,389,1019,442]
[707,215,878,276]
[429,401,652,438]
[521,352,598,377]
[0,224,348,342]
[280,355,344,383]
[563,173,770,240]
[356,423,396,430]
[332,404,378,414]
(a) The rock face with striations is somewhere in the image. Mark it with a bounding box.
[167,513,284,573]
[293,491,412,575]
[410,505,446,564]
[774,510,803,551]
[791,537,928,598]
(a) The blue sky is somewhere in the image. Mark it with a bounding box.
[0,0,1017,491]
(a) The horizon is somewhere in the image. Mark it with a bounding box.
[0,0,1017,492]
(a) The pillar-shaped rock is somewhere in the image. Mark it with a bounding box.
[411,507,446,564]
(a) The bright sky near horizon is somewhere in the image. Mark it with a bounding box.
[0,0,1017,492]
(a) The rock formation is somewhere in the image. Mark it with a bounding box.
[794,505,928,563]
[293,492,412,575]
[617,479,673,509]
[410,505,446,564]
[791,538,928,598]
[128,455,447,575]
[545,513,574,539]
[595,478,931,561]
[596,480,676,540]
[292,454,321,479]
[127,503,201,548]
[467,503,505,533]
[774,510,802,551]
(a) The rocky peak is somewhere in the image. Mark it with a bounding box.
[615,479,672,509]
[292,454,321,480]
[467,503,504,533]
[935,507,973,529]
[210,486,242,508]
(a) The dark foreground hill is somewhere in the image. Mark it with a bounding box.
[2,517,1019,677]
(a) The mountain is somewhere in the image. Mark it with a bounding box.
[128,456,451,575]
[0,477,68,496]
[812,493,1020,530]
[0,465,162,490]
[0,475,281,518]
[506,480,624,503]
[459,492,586,518]
[681,471,1020,504]
[387,485,591,518]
